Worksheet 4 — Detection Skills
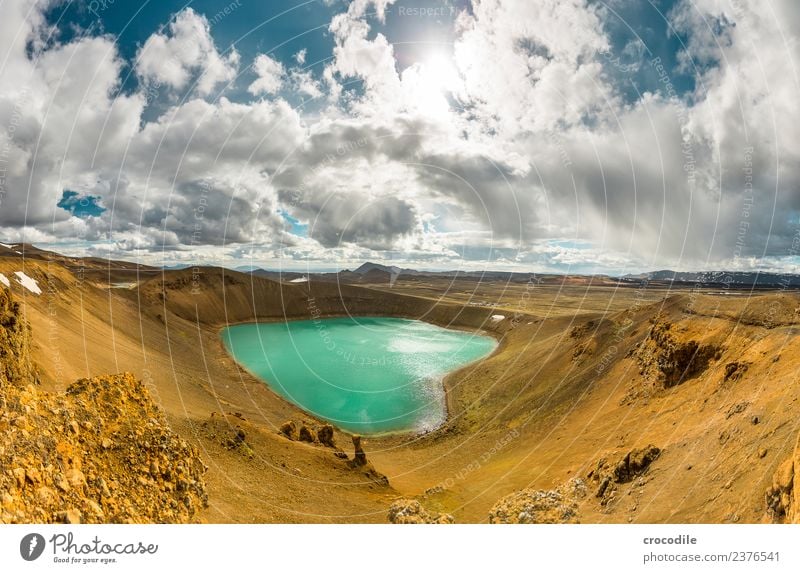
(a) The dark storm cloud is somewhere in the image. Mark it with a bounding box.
[306,195,417,249]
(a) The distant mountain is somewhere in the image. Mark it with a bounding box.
[334,262,621,286]
[352,262,399,275]
[162,264,193,270]
[338,263,800,289]
[352,262,417,276]
[618,270,800,288]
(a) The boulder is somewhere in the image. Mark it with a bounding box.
[317,424,335,447]
[298,425,315,443]
[588,445,661,502]
[489,479,587,524]
[278,420,297,440]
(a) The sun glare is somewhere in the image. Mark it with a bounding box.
[409,52,461,116]
[424,53,461,93]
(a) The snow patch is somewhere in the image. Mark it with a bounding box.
[0,274,9,287]
[491,314,506,321]
[289,277,308,283]
[0,243,15,249]
[14,271,41,295]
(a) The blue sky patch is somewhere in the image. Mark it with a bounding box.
[58,190,106,218]
[594,0,696,102]
[44,0,338,106]
[279,209,308,237]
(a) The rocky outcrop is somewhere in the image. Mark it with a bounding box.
[0,288,37,388]
[388,499,454,524]
[279,420,297,439]
[350,435,367,467]
[278,420,336,448]
[0,373,208,524]
[488,478,587,524]
[588,445,661,503]
[298,425,315,443]
[610,445,661,483]
[765,436,800,523]
[347,435,388,486]
[0,288,207,523]
[723,362,749,383]
[317,424,335,447]
[633,320,718,395]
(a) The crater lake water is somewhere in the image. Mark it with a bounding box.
[221,317,497,434]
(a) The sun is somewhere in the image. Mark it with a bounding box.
[423,52,461,93]
[406,51,462,116]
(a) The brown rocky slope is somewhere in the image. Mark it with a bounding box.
[0,287,207,523]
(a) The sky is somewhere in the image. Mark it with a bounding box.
[0,0,799,274]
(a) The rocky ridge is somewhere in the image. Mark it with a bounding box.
[629,318,720,399]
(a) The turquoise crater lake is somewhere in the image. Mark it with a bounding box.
[221,317,497,434]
